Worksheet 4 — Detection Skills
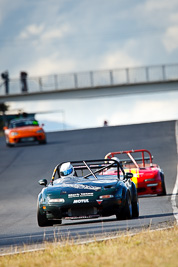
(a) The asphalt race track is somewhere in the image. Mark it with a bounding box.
[0,120,177,251]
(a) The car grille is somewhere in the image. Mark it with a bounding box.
[68,207,97,217]
[137,188,146,193]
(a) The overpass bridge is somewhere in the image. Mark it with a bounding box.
[0,63,178,102]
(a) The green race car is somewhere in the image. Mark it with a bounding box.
[37,158,139,227]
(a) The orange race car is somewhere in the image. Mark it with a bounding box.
[3,118,47,147]
[104,149,166,196]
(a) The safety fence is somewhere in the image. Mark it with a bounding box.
[0,63,178,96]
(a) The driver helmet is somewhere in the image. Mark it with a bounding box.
[60,162,74,178]
[111,156,120,164]
[111,156,124,173]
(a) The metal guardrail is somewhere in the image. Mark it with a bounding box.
[0,63,178,96]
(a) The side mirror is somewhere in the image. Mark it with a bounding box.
[125,172,133,179]
[38,179,47,186]
[3,126,8,130]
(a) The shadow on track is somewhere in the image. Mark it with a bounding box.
[138,212,174,219]
[139,193,178,199]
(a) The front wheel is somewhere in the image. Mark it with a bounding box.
[37,203,53,227]
[52,219,62,225]
[158,173,166,196]
[39,139,47,145]
[117,191,132,220]
[6,138,14,147]
[132,200,139,218]
[6,142,14,147]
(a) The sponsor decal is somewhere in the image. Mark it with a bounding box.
[68,192,93,198]
[80,192,93,197]
[69,193,80,198]
[73,199,89,203]
[64,184,101,191]
[96,200,103,205]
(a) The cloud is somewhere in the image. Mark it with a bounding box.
[2,1,178,131]
[170,12,178,23]
[0,0,23,25]
[109,93,178,126]
[143,0,177,11]
[1,1,178,79]
[163,26,178,52]
[8,90,178,130]
[18,23,71,42]
[41,25,71,41]
[27,54,76,76]
[19,24,44,39]
[99,42,141,69]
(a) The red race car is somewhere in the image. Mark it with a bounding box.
[104,149,166,196]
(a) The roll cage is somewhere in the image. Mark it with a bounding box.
[105,149,154,169]
[51,159,126,185]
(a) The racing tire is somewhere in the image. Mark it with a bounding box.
[39,139,47,145]
[37,203,53,227]
[158,173,166,196]
[6,142,14,147]
[131,181,139,218]
[52,219,62,225]
[117,190,132,220]
[6,138,14,147]
[132,200,139,218]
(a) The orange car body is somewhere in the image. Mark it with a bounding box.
[4,118,46,146]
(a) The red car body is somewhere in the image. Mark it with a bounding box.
[104,149,166,196]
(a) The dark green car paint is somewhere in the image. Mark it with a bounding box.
[37,159,139,227]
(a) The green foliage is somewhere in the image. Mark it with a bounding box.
[0,102,9,130]
[0,103,9,113]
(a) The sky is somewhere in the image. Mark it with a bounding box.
[0,0,178,131]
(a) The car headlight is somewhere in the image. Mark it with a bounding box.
[36,129,44,133]
[10,132,18,136]
[48,198,65,203]
[144,178,155,182]
[99,195,114,199]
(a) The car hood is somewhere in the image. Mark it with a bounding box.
[47,176,119,194]
[10,126,43,133]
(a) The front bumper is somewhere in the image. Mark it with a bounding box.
[137,180,162,195]
[9,134,46,144]
[40,198,124,220]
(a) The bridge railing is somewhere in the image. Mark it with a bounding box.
[0,63,178,96]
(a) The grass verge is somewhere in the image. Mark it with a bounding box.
[0,225,178,267]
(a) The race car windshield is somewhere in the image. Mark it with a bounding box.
[9,120,39,128]
[51,159,122,185]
